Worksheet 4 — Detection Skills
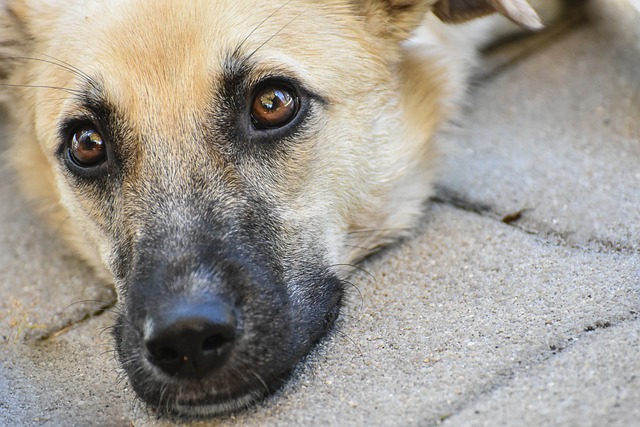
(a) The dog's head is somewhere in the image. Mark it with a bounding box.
[0,0,540,416]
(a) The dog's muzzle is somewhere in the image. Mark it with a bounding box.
[113,224,343,416]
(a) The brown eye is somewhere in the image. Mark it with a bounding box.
[69,126,106,167]
[250,84,298,129]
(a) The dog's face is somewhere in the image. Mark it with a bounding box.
[0,0,540,417]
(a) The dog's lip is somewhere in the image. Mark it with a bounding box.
[171,390,265,417]
[162,352,296,413]
[168,379,273,414]
[175,391,257,408]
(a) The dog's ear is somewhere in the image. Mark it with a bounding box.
[357,0,433,41]
[432,0,543,30]
[355,0,542,43]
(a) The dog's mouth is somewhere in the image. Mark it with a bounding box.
[113,253,344,417]
[146,371,285,417]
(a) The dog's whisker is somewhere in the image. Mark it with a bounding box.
[106,366,125,383]
[340,312,364,323]
[34,52,99,89]
[158,382,171,416]
[234,0,294,57]
[338,278,364,308]
[329,263,376,284]
[63,298,112,308]
[98,348,118,358]
[52,212,72,235]
[9,54,98,89]
[251,370,270,396]
[332,327,364,358]
[98,325,116,339]
[245,9,306,62]
[0,82,83,95]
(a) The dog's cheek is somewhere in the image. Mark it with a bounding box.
[287,272,345,347]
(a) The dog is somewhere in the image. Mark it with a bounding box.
[0,0,546,417]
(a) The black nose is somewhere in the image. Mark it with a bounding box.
[144,298,237,379]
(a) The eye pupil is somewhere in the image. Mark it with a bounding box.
[251,84,298,129]
[69,127,106,167]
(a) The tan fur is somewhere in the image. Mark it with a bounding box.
[1,0,457,270]
[0,0,548,416]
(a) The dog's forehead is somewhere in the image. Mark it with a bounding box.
[57,0,376,135]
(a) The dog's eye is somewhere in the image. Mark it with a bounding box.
[68,126,106,167]
[250,84,298,129]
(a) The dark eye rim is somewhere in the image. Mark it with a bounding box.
[243,77,312,146]
[59,119,112,178]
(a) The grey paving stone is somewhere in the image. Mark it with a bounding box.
[1,1,638,426]
[0,313,130,427]
[440,318,640,427]
[436,2,640,251]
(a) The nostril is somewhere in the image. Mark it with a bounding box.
[151,346,180,364]
[144,297,237,379]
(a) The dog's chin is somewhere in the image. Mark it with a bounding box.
[137,374,282,418]
[171,392,266,418]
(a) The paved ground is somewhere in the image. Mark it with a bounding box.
[1,1,638,426]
